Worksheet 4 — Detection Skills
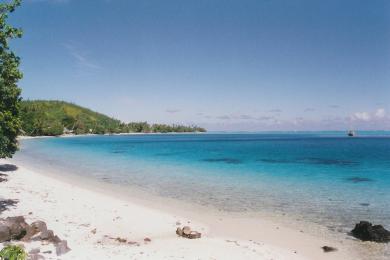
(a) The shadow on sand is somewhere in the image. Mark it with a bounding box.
[0,164,18,172]
[0,199,18,214]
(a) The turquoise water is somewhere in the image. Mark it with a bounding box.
[13,132,390,233]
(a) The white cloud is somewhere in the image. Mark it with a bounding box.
[350,108,387,122]
[63,43,101,70]
[375,108,386,119]
[352,112,371,121]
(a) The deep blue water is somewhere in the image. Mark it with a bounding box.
[13,132,390,232]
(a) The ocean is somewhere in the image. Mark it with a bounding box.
[13,132,390,234]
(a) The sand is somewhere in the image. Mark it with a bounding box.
[0,159,360,259]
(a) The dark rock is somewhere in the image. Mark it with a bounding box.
[32,229,52,240]
[176,227,183,236]
[30,228,61,244]
[182,226,191,236]
[322,246,337,252]
[0,216,72,257]
[351,221,390,242]
[55,240,71,256]
[30,221,48,233]
[176,226,201,239]
[24,221,48,241]
[188,231,201,239]
[0,216,30,242]
[0,225,10,242]
[144,237,151,243]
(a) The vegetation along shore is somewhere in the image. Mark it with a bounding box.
[20,100,206,136]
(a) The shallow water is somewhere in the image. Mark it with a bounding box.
[13,132,390,234]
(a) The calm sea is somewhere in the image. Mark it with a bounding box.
[12,132,390,233]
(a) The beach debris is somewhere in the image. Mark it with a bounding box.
[226,239,240,246]
[176,226,201,239]
[29,248,45,260]
[55,240,70,255]
[0,216,71,255]
[351,221,390,243]
[127,241,139,246]
[321,246,337,252]
[102,235,142,246]
[115,237,127,243]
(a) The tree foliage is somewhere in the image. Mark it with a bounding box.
[0,0,22,158]
[0,244,27,260]
[20,100,122,136]
[20,100,206,136]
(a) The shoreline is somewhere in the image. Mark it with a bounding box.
[17,131,207,140]
[0,159,379,259]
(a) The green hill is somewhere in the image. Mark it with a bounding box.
[20,100,206,136]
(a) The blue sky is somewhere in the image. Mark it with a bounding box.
[8,0,390,130]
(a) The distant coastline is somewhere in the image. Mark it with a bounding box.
[20,100,206,136]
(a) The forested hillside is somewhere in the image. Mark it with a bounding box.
[20,100,206,136]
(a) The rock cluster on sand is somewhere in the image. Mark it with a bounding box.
[351,221,390,243]
[176,226,201,239]
[0,216,70,255]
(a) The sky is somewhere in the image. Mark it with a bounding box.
[7,0,390,131]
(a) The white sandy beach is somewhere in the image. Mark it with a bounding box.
[0,159,363,260]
